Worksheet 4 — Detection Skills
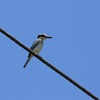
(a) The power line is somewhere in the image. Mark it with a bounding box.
[0,28,99,100]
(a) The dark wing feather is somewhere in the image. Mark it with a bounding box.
[28,39,40,57]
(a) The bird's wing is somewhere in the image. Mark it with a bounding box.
[30,39,40,50]
[28,39,40,57]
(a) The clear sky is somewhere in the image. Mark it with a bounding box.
[0,0,100,100]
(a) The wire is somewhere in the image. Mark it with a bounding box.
[0,28,99,100]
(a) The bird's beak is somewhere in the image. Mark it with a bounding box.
[46,36,53,38]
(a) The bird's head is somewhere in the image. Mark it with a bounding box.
[37,34,52,40]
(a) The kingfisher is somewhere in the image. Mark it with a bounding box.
[23,34,52,68]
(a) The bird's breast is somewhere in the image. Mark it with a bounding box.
[33,42,43,54]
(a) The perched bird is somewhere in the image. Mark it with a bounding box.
[23,34,52,68]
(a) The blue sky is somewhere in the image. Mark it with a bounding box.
[0,0,100,100]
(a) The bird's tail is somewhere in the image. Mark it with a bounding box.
[23,57,31,68]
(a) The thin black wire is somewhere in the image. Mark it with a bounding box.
[0,28,99,100]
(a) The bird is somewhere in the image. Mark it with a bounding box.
[23,34,52,68]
